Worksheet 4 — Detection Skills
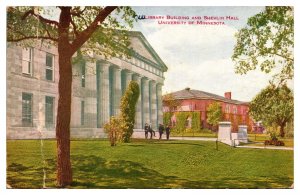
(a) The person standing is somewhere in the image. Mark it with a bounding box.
[144,123,149,139]
[149,123,155,139]
[158,124,164,140]
[165,125,171,140]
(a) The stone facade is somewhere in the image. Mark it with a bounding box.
[6,31,167,139]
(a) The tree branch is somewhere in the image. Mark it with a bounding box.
[22,9,59,27]
[70,17,79,37]
[70,7,87,17]
[8,25,58,42]
[41,22,58,41]
[8,35,58,42]
[69,6,117,55]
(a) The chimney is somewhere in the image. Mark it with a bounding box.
[224,92,231,99]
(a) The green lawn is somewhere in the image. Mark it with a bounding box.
[7,139,293,189]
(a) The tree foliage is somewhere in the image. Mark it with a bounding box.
[249,84,293,137]
[232,6,294,83]
[162,93,181,112]
[120,81,140,142]
[7,6,137,58]
[207,102,223,127]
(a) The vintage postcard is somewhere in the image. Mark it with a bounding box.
[3,2,296,192]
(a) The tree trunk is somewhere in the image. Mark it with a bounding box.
[279,124,285,138]
[56,7,73,188]
[56,50,73,187]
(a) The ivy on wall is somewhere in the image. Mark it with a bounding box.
[191,112,201,131]
[163,111,201,133]
[163,112,172,126]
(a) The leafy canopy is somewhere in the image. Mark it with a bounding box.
[162,93,181,112]
[7,6,137,58]
[249,84,293,136]
[232,6,294,83]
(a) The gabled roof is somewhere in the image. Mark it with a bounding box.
[167,88,248,105]
[128,31,168,72]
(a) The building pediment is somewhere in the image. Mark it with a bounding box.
[129,31,168,72]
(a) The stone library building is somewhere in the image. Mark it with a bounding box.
[6,31,168,139]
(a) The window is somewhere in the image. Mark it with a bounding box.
[233,106,237,114]
[225,104,230,113]
[45,96,54,127]
[22,93,33,126]
[81,63,85,87]
[46,53,54,81]
[22,48,33,75]
[81,101,85,125]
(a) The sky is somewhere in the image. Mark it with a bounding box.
[131,6,288,102]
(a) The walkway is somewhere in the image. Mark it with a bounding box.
[168,136,293,150]
[132,132,293,150]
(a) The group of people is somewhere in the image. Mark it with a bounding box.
[144,123,171,140]
[144,123,156,139]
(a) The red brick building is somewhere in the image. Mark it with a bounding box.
[163,88,253,131]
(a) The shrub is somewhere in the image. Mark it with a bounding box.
[120,81,140,143]
[264,128,285,146]
[104,116,124,146]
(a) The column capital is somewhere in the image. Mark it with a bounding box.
[114,66,122,71]
[127,71,133,75]
[156,82,163,88]
[142,77,150,82]
[133,73,142,78]
[132,74,142,81]
[124,70,133,75]
[149,80,156,85]
[101,62,111,68]
[97,59,110,66]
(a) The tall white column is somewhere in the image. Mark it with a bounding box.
[101,63,110,125]
[133,74,142,129]
[125,71,133,90]
[157,83,163,126]
[150,81,157,130]
[142,78,150,127]
[114,67,122,115]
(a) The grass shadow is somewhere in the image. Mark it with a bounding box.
[70,154,199,189]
